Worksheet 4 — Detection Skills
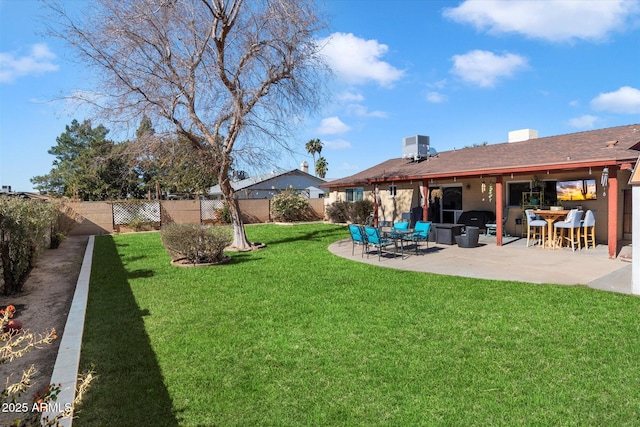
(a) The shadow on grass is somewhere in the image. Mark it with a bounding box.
[262,226,345,246]
[76,235,179,426]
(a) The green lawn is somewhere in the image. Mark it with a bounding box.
[76,223,640,426]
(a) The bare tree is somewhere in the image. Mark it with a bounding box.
[46,0,330,249]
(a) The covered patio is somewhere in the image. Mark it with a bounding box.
[329,234,632,294]
[326,124,640,259]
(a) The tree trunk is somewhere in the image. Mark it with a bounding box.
[219,177,251,250]
[228,197,251,250]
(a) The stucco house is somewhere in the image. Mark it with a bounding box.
[324,124,640,258]
[209,166,327,200]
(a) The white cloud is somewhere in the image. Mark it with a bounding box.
[450,50,528,88]
[319,32,405,86]
[317,116,351,135]
[346,104,388,118]
[323,139,352,150]
[590,86,640,114]
[568,115,599,129]
[428,79,448,90]
[426,91,448,103]
[0,43,59,83]
[337,91,365,103]
[444,0,639,42]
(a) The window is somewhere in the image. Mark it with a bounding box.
[442,186,462,210]
[345,187,364,202]
[507,181,530,206]
[542,180,557,204]
[389,184,397,198]
[508,180,557,205]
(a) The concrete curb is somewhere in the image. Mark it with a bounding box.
[42,235,94,426]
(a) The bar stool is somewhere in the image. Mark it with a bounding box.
[581,210,596,249]
[525,209,546,247]
[554,209,583,251]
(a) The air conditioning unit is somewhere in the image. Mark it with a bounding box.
[402,135,431,161]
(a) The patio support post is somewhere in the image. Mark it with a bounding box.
[633,184,640,295]
[422,181,428,221]
[373,184,379,227]
[496,176,504,246]
[607,166,618,258]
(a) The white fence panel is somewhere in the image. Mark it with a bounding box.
[200,199,224,221]
[113,201,161,225]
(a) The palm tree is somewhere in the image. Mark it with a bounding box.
[315,156,328,178]
[305,138,323,175]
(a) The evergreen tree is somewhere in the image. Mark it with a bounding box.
[31,120,138,200]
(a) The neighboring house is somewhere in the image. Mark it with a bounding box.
[209,167,327,200]
[325,124,640,257]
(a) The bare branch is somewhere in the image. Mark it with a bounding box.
[44,0,330,248]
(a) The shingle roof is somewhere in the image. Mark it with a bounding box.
[209,169,325,195]
[326,124,640,187]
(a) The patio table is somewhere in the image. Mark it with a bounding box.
[382,228,413,258]
[533,209,569,249]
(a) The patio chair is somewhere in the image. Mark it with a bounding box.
[364,226,396,261]
[581,210,596,249]
[485,207,508,237]
[403,221,431,254]
[554,209,583,251]
[455,226,480,248]
[348,224,368,257]
[393,221,409,231]
[525,209,546,247]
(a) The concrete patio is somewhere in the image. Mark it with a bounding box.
[329,234,633,295]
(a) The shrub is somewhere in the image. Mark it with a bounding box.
[128,216,154,232]
[214,203,231,224]
[350,200,374,224]
[270,187,309,222]
[50,201,82,248]
[326,200,373,224]
[326,201,350,223]
[0,304,94,426]
[0,197,57,295]
[160,224,232,264]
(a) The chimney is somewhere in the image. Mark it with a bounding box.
[300,161,309,173]
[508,129,538,143]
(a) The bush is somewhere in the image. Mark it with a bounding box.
[350,199,374,224]
[326,200,373,224]
[326,201,349,223]
[214,203,231,224]
[0,304,94,426]
[160,224,232,264]
[270,187,309,222]
[50,201,82,249]
[0,197,57,295]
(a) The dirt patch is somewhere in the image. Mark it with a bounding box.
[0,235,88,425]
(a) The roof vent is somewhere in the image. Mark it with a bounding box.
[508,129,538,143]
[605,140,618,148]
[402,135,436,161]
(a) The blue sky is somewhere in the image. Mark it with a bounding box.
[1,0,640,191]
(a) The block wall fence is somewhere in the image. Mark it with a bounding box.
[65,199,326,236]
